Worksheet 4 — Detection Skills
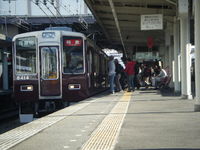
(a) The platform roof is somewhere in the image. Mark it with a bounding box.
[84,0,177,56]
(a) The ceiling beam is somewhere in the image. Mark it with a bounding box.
[95,0,176,5]
[98,13,174,22]
[84,0,110,40]
[95,5,176,16]
[107,0,126,56]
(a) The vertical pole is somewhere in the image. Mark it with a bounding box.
[165,23,170,68]
[159,46,165,66]
[180,16,192,99]
[169,42,174,88]
[194,0,200,111]
[56,0,60,16]
[173,19,181,94]
[27,0,32,16]
[3,48,8,90]
[164,47,169,68]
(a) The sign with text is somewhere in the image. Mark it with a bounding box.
[64,39,82,46]
[141,14,163,30]
[178,0,188,15]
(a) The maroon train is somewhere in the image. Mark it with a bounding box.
[12,30,108,120]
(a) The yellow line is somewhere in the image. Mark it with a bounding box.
[81,92,132,150]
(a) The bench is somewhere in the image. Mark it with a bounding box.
[158,75,172,89]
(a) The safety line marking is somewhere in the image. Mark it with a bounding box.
[0,99,98,150]
[81,92,132,150]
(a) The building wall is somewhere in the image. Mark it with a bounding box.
[0,0,90,16]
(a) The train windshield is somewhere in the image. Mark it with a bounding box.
[15,36,36,74]
[63,36,84,74]
[41,46,58,79]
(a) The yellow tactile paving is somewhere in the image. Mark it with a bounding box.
[81,92,132,150]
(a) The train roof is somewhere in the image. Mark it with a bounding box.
[12,30,86,41]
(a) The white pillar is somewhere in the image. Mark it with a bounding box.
[3,48,8,90]
[27,0,32,16]
[173,19,181,93]
[180,16,192,99]
[169,43,174,88]
[194,0,200,111]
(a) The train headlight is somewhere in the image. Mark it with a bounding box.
[68,84,81,90]
[20,85,33,91]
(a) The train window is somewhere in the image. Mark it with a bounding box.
[15,36,36,74]
[41,47,58,79]
[63,36,84,74]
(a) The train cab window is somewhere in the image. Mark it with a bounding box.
[63,36,84,74]
[40,47,58,79]
[15,37,36,74]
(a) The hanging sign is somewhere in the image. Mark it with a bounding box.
[141,14,163,30]
[147,37,154,48]
[178,0,188,16]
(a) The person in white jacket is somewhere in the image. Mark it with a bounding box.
[152,66,167,89]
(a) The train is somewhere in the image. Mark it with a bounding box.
[12,30,109,122]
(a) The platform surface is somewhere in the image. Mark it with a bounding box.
[0,89,200,150]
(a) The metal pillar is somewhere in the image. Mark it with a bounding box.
[159,46,165,65]
[164,47,169,68]
[165,23,170,68]
[27,0,32,16]
[173,19,181,94]
[56,0,60,16]
[169,42,174,88]
[194,0,200,111]
[180,16,192,99]
[3,48,8,90]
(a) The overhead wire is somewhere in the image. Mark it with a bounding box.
[31,0,57,25]
[59,2,75,15]
[46,0,68,24]
[40,0,63,24]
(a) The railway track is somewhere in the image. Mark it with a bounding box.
[0,108,18,121]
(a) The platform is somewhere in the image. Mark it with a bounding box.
[0,89,200,150]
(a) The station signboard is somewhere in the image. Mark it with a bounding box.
[141,14,163,30]
[178,0,188,16]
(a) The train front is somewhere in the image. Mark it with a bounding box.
[62,33,89,102]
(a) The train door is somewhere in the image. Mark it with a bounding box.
[39,46,61,98]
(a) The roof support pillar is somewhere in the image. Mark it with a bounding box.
[27,0,32,16]
[173,18,181,94]
[194,0,200,111]
[164,47,169,68]
[180,15,192,99]
[167,23,174,88]
[164,23,170,68]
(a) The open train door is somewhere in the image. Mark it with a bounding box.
[39,46,61,99]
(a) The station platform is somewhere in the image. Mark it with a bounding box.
[0,89,200,150]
